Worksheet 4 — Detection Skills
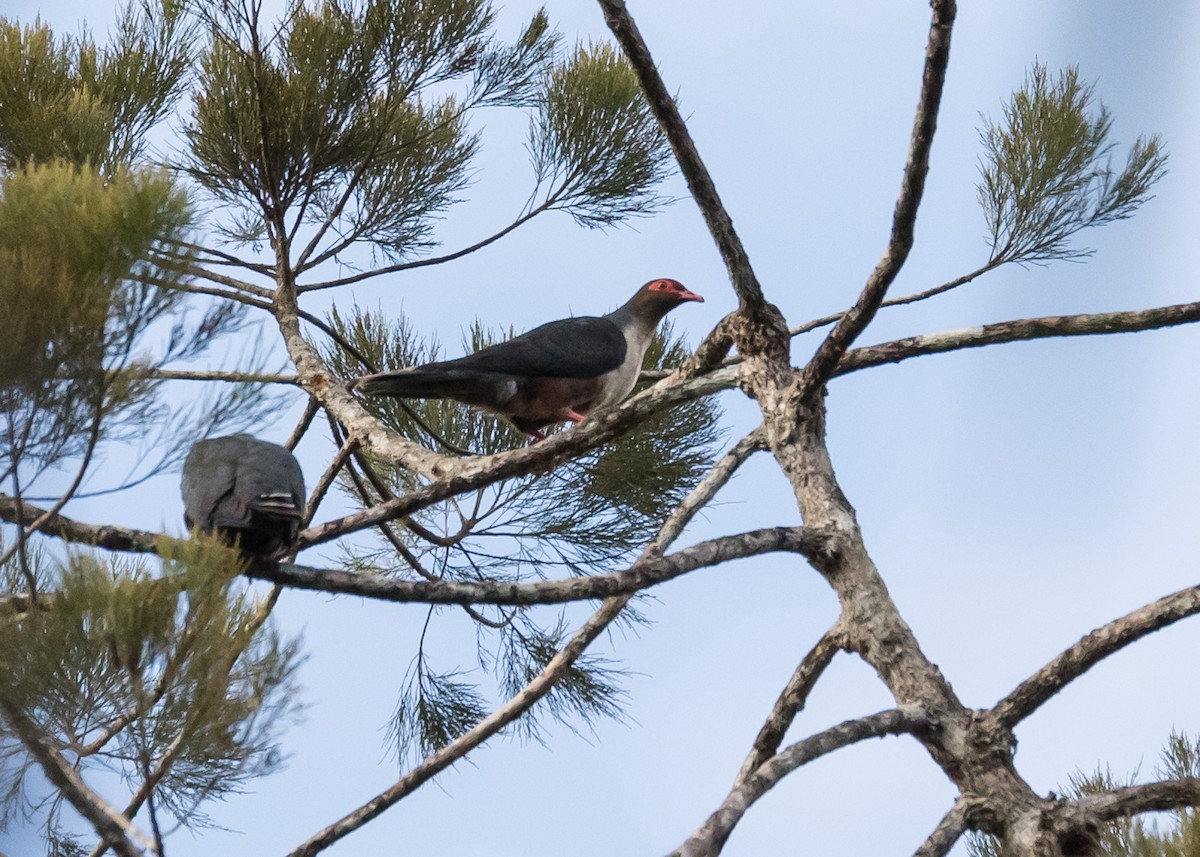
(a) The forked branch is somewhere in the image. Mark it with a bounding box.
[670,706,932,857]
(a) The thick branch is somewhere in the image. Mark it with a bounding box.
[0,494,161,554]
[836,300,1200,378]
[670,706,931,857]
[801,0,956,396]
[596,0,770,325]
[1077,778,1200,821]
[0,694,152,857]
[284,350,738,520]
[249,527,813,605]
[994,582,1200,727]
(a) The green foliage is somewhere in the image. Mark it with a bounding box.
[531,42,674,227]
[0,539,302,833]
[391,659,489,764]
[492,615,627,744]
[326,306,717,761]
[0,162,190,469]
[977,64,1167,266]
[968,732,1200,857]
[0,3,194,171]
[185,0,558,257]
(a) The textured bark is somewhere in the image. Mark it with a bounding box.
[801,0,957,396]
[249,527,816,606]
[673,707,933,857]
[995,583,1200,728]
[0,494,160,554]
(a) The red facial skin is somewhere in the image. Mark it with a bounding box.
[646,278,704,303]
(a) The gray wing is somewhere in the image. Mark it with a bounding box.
[445,316,627,379]
[182,439,242,529]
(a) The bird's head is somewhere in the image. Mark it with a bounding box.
[630,279,704,319]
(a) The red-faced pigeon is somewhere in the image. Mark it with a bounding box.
[182,434,306,556]
[354,278,704,438]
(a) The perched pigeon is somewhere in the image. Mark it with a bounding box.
[354,279,704,438]
[181,435,306,556]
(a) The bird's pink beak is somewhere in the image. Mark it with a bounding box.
[680,289,704,303]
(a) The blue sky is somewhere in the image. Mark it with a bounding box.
[2,1,1199,855]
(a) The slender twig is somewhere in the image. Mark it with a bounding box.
[0,693,153,857]
[670,707,931,857]
[801,0,957,398]
[296,202,553,292]
[994,582,1200,728]
[132,368,300,384]
[789,261,1001,338]
[0,407,102,568]
[733,625,847,784]
[285,398,321,451]
[178,240,275,276]
[303,434,360,525]
[912,800,968,857]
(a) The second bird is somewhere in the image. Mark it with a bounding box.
[355,278,704,439]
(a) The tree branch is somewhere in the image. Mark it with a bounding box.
[288,426,766,856]
[913,800,968,857]
[835,299,1200,378]
[1077,778,1200,821]
[0,494,161,554]
[248,526,813,605]
[800,0,956,397]
[0,693,153,857]
[994,582,1200,728]
[296,202,554,292]
[286,593,630,857]
[596,0,771,328]
[670,706,932,857]
[733,625,847,784]
[790,260,1001,338]
[133,368,300,385]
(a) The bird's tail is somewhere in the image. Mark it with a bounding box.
[354,367,496,403]
[252,493,303,520]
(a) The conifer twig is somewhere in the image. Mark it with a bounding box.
[0,694,154,857]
